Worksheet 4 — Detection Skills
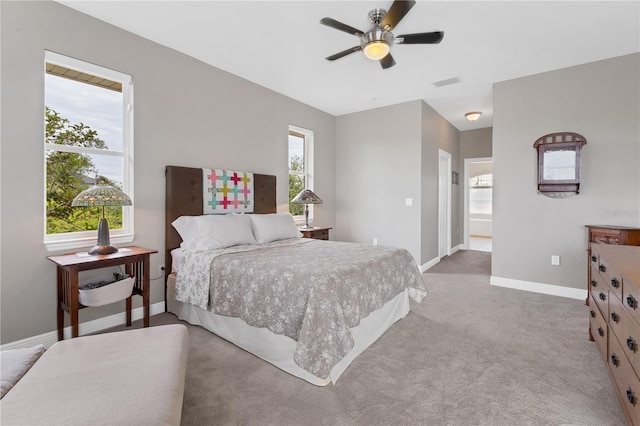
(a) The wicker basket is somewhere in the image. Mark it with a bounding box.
[79,275,135,307]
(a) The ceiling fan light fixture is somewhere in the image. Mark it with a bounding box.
[363,41,390,60]
[465,111,482,121]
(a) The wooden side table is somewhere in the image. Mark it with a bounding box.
[299,227,332,240]
[47,246,157,340]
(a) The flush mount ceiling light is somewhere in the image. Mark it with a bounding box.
[465,112,482,121]
[320,0,444,69]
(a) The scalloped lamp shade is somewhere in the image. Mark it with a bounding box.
[291,189,323,229]
[72,185,132,255]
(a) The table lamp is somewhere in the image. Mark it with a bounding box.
[72,184,132,255]
[291,189,323,230]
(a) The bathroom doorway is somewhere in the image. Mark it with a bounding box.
[464,157,493,252]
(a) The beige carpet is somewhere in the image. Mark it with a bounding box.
[110,250,624,425]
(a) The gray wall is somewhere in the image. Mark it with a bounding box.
[461,127,493,161]
[1,1,336,343]
[421,101,461,260]
[336,100,460,266]
[335,101,423,261]
[492,53,640,290]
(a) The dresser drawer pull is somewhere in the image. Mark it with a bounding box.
[611,312,620,323]
[628,389,636,406]
[591,255,597,263]
[627,295,637,309]
[599,264,606,273]
[611,354,620,367]
[628,337,637,352]
[590,310,596,318]
[598,327,605,337]
[611,278,620,289]
[599,292,606,301]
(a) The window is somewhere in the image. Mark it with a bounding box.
[44,51,134,251]
[288,125,314,221]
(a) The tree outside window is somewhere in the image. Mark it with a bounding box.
[288,130,306,216]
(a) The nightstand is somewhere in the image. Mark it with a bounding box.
[47,246,157,340]
[299,227,332,240]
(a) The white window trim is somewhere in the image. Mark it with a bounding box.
[289,125,314,226]
[43,51,134,252]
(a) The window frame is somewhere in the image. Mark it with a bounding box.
[43,51,135,252]
[288,125,314,225]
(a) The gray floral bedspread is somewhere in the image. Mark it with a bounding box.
[175,238,426,378]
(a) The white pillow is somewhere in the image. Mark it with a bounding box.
[171,214,256,251]
[1,345,45,399]
[250,213,302,244]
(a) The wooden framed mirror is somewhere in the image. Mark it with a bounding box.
[533,132,587,196]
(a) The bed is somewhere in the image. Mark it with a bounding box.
[165,165,426,386]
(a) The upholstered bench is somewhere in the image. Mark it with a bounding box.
[1,324,189,426]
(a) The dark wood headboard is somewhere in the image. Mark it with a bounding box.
[164,165,276,282]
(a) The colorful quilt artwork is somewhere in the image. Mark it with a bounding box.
[202,168,254,214]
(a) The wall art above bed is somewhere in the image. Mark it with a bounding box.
[202,167,254,214]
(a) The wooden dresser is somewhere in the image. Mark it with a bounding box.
[586,226,640,308]
[589,244,640,425]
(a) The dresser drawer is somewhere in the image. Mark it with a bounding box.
[610,293,640,377]
[311,229,328,240]
[609,333,640,425]
[300,227,331,240]
[589,296,608,364]
[592,229,624,245]
[624,278,640,326]
[591,271,609,319]
[599,254,624,301]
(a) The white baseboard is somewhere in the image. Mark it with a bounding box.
[490,276,587,300]
[450,244,462,255]
[420,256,440,273]
[1,302,165,351]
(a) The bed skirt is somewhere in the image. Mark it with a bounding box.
[167,273,410,386]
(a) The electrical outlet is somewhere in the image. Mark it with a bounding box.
[159,264,165,276]
[551,255,560,266]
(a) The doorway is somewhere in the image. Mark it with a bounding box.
[438,150,452,258]
[464,157,493,252]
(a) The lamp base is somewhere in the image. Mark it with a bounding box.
[88,245,119,255]
[90,217,117,255]
[298,225,314,230]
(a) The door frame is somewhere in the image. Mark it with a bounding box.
[463,156,493,249]
[438,149,452,258]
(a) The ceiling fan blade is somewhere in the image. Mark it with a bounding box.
[320,17,364,37]
[381,0,416,31]
[326,46,362,61]
[380,54,396,69]
[396,31,444,44]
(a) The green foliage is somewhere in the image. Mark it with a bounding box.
[45,107,122,234]
[288,155,304,216]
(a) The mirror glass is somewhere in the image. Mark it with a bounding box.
[543,147,576,181]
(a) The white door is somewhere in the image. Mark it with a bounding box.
[438,150,451,258]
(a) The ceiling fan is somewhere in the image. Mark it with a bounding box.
[320,0,444,69]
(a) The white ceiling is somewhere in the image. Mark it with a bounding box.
[57,1,640,131]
